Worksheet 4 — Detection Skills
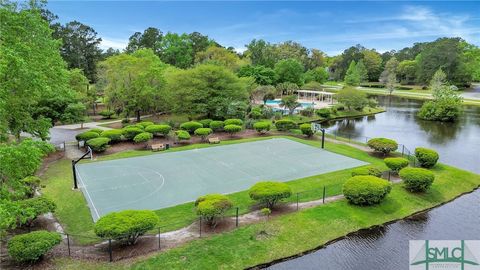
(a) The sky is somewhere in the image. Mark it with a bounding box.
[46,1,480,56]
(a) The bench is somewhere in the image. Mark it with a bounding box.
[208,137,220,144]
[151,143,165,152]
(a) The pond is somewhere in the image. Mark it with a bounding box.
[266,96,480,270]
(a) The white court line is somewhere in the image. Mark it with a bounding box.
[76,169,101,221]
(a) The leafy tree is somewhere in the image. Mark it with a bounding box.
[380,57,399,94]
[126,27,163,55]
[330,44,365,81]
[356,60,368,83]
[362,49,383,81]
[100,49,168,121]
[167,64,250,119]
[195,194,233,227]
[159,32,193,68]
[397,60,417,85]
[248,181,292,209]
[306,49,326,70]
[463,44,480,81]
[238,65,277,85]
[56,21,103,82]
[276,82,299,96]
[304,67,329,84]
[195,46,246,71]
[344,61,360,86]
[335,88,368,110]
[273,41,309,67]
[250,85,276,104]
[189,31,213,58]
[274,59,304,85]
[245,39,276,68]
[279,95,301,115]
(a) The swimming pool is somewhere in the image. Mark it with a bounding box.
[265,99,314,108]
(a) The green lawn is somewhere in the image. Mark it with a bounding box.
[41,136,384,244]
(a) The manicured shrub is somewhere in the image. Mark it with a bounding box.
[253,122,271,134]
[21,176,42,198]
[223,119,243,126]
[94,210,159,245]
[138,121,154,128]
[133,132,153,144]
[299,123,314,137]
[300,107,314,117]
[145,124,171,137]
[334,104,345,111]
[342,176,392,205]
[18,196,56,227]
[75,131,99,142]
[195,194,233,227]
[316,108,331,118]
[8,231,61,262]
[249,181,292,209]
[209,120,224,131]
[175,130,191,141]
[351,166,382,177]
[194,128,213,141]
[274,119,297,131]
[86,137,111,152]
[367,138,398,155]
[399,167,435,192]
[384,157,409,173]
[249,107,263,119]
[100,129,123,143]
[180,121,203,133]
[224,124,242,136]
[415,147,439,168]
[122,127,144,140]
[99,110,115,119]
[199,119,213,127]
[88,128,104,135]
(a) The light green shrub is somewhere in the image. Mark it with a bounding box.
[86,137,111,152]
[253,122,271,134]
[209,121,225,131]
[299,123,314,137]
[223,119,243,126]
[224,124,242,136]
[274,119,297,131]
[195,194,233,227]
[249,181,292,209]
[384,157,409,173]
[399,167,435,192]
[100,129,123,143]
[145,124,171,137]
[342,176,392,205]
[75,131,99,142]
[194,128,213,141]
[351,166,382,177]
[175,130,191,141]
[133,132,153,144]
[180,121,203,133]
[415,147,439,168]
[367,138,398,155]
[122,127,144,140]
[8,231,61,262]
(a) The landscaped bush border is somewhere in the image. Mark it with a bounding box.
[342,175,392,205]
[399,167,435,192]
[415,147,439,168]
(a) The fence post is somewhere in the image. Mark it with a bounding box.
[108,239,113,262]
[388,171,391,181]
[66,234,71,257]
[235,207,239,227]
[158,227,161,250]
[64,141,66,152]
[322,186,326,204]
[199,217,202,238]
[296,193,299,210]
[402,145,405,156]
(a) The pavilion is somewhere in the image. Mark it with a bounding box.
[296,89,335,105]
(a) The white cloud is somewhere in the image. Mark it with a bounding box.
[100,37,128,50]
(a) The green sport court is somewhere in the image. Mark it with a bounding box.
[76,138,367,221]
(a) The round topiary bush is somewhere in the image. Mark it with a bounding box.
[223,119,243,126]
[94,210,159,245]
[275,119,297,131]
[138,121,154,128]
[249,181,292,209]
[399,167,435,192]
[175,130,191,141]
[209,120,225,132]
[342,176,392,205]
[18,196,57,226]
[100,129,123,143]
[195,194,233,227]
[122,126,144,140]
[75,131,99,142]
[253,122,271,134]
[194,127,213,141]
[199,119,213,127]
[88,128,104,135]
[384,157,409,173]
[99,110,115,119]
[224,124,242,136]
[299,123,314,137]
[8,231,61,262]
[86,137,111,152]
[145,124,171,137]
[351,166,382,177]
[180,121,203,133]
[415,147,439,168]
[133,132,153,144]
[316,108,331,118]
[367,138,398,155]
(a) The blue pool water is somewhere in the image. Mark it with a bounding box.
[265,100,314,108]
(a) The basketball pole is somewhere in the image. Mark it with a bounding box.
[72,147,93,190]
[321,128,325,149]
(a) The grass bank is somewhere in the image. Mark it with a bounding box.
[40,136,384,244]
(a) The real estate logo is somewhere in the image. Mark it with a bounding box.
[410,240,480,270]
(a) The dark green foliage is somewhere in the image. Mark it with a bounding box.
[384,157,409,173]
[75,131,99,142]
[367,138,398,155]
[300,107,314,117]
[199,119,213,127]
[175,130,191,141]
[249,181,292,209]
[194,128,213,141]
[274,119,297,131]
[399,167,435,192]
[223,124,242,135]
[88,128,104,135]
[138,121,154,128]
[86,137,111,152]
[316,108,331,118]
[18,196,56,227]
[274,59,304,85]
[195,194,233,227]
[209,120,225,131]
[21,176,41,198]
[253,122,271,134]
[122,127,144,140]
[133,132,153,144]
[335,88,368,110]
[415,147,439,168]
[7,231,61,262]
[223,119,243,126]
[418,100,462,122]
[99,110,115,119]
[180,121,203,133]
[21,139,55,157]
[249,107,263,119]
[299,123,314,137]
[145,124,171,137]
[351,166,382,177]
[342,176,392,205]
[100,129,123,143]
[94,210,159,245]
